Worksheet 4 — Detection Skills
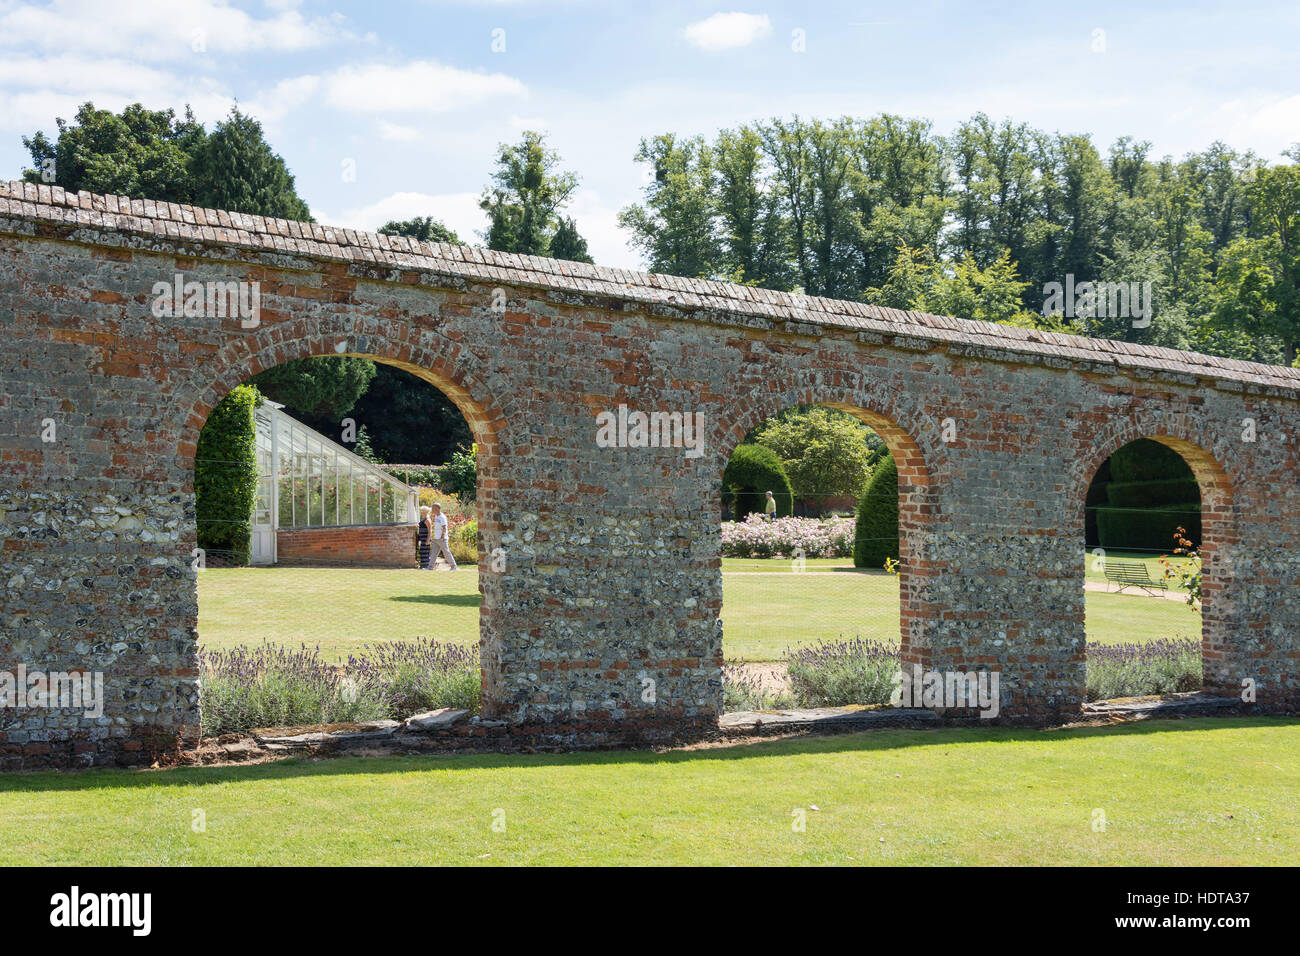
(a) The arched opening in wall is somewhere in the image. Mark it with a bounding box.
[191,355,491,737]
[717,401,933,713]
[1083,437,1209,701]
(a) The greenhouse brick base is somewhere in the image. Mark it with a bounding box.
[2,181,1300,769]
[275,524,417,568]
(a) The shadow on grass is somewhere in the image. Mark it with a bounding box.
[389,594,482,607]
[4,716,1295,794]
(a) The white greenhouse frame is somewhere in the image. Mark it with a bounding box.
[251,401,418,565]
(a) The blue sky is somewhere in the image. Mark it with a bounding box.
[1,0,1297,268]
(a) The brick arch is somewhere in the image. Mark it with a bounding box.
[175,320,522,475]
[173,318,522,716]
[710,374,940,670]
[1066,415,1239,689]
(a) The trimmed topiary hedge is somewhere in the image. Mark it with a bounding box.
[195,384,260,566]
[1096,505,1201,553]
[1094,439,1201,551]
[723,444,794,519]
[1108,439,1192,482]
[853,453,898,568]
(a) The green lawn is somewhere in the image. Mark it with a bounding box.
[199,561,1201,663]
[722,557,859,572]
[198,567,481,661]
[1,719,1294,865]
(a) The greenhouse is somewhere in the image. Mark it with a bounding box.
[250,401,418,565]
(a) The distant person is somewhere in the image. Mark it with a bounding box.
[429,502,458,571]
[764,490,777,520]
[417,505,433,570]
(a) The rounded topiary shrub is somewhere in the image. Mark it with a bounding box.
[195,384,260,566]
[853,453,898,568]
[723,443,794,520]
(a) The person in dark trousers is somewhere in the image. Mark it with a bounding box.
[417,505,433,570]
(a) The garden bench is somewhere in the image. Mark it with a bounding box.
[1102,559,1169,596]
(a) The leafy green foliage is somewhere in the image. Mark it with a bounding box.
[722,444,794,519]
[619,111,1298,365]
[195,385,260,565]
[335,364,471,466]
[1088,440,1201,550]
[549,215,594,263]
[23,103,309,221]
[749,406,878,499]
[868,245,1044,326]
[1212,163,1300,363]
[480,131,590,260]
[1096,505,1202,553]
[437,445,477,500]
[188,108,311,220]
[249,355,376,421]
[620,133,721,278]
[379,216,461,244]
[22,102,202,200]
[1109,438,1195,482]
[853,453,898,568]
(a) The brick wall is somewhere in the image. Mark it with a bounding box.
[1,181,1298,769]
[276,524,417,568]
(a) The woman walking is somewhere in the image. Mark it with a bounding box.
[417,505,433,570]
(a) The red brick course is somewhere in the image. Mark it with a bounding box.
[275,524,417,568]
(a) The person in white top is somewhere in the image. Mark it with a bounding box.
[428,502,458,571]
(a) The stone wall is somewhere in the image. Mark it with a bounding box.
[1,181,1298,769]
[275,523,417,568]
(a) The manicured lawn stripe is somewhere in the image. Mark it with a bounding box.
[1,719,1293,865]
[198,563,1201,663]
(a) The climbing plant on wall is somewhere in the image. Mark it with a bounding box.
[195,384,260,566]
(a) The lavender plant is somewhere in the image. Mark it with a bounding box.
[349,638,481,715]
[1086,638,1202,700]
[783,637,901,707]
[199,639,480,736]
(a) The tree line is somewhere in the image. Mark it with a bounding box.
[619,114,1300,365]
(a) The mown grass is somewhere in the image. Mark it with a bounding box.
[1,719,1293,866]
[198,561,1202,663]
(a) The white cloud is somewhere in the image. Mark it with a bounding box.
[1225,95,1300,159]
[0,54,235,133]
[324,61,527,114]
[317,191,487,242]
[508,114,548,131]
[377,121,423,142]
[684,12,772,52]
[0,0,350,60]
[312,187,634,267]
[242,75,322,130]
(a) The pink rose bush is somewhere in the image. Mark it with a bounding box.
[720,514,855,559]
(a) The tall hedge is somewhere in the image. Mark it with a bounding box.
[1096,506,1201,552]
[195,384,260,565]
[723,444,794,519]
[1108,439,1192,482]
[1093,438,1201,551]
[853,453,898,568]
